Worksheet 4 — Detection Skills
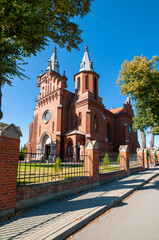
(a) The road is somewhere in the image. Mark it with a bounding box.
[71,176,159,240]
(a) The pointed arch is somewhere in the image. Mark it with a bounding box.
[77,77,80,91]
[85,75,89,90]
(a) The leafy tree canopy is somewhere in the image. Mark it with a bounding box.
[117,56,159,135]
[0,0,93,119]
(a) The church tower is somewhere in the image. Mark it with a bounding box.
[74,46,99,101]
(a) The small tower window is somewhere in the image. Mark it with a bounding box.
[94,77,97,99]
[77,77,80,91]
[85,75,89,90]
[107,123,111,143]
[94,115,97,132]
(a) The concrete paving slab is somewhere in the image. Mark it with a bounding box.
[0,168,159,240]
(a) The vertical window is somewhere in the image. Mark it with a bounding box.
[52,121,54,133]
[107,123,111,143]
[94,77,97,99]
[85,75,89,90]
[38,126,40,137]
[78,112,82,125]
[77,77,80,91]
[75,114,77,127]
[50,83,52,92]
[94,115,97,132]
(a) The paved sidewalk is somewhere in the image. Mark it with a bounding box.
[0,168,159,240]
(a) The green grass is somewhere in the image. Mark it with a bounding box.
[17,162,122,185]
[17,163,85,184]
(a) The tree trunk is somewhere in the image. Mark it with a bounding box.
[150,128,155,150]
[140,130,146,148]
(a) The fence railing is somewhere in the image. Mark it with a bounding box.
[18,152,89,185]
[99,154,121,174]
[129,154,140,168]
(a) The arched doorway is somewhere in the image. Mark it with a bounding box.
[41,133,51,160]
[67,138,73,157]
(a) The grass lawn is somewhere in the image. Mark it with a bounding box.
[17,163,86,185]
[17,162,122,185]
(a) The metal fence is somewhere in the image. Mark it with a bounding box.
[18,152,88,185]
[99,154,121,174]
[129,154,140,168]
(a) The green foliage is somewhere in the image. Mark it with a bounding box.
[117,155,120,164]
[19,145,26,160]
[0,0,93,119]
[53,157,62,174]
[117,55,159,143]
[102,153,110,169]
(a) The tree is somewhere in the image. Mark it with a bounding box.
[117,56,159,147]
[0,0,93,119]
[102,153,110,169]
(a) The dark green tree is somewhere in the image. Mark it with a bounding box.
[0,0,93,119]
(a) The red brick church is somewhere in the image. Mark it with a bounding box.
[26,46,139,159]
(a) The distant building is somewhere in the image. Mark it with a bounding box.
[26,46,139,159]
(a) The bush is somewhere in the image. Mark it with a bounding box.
[19,146,26,160]
[102,153,110,169]
[53,157,62,174]
[117,155,120,164]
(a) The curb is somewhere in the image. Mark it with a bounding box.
[53,172,159,240]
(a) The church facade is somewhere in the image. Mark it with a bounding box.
[26,47,139,159]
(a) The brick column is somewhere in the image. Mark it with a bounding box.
[144,149,149,169]
[156,151,159,165]
[0,123,22,218]
[119,145,130,175]
[136,148,144,168]
[151,150,156,167]
[85,140,99,182]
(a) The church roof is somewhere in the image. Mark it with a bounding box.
[110,106,125,114]
[80,46,94,72]
[47,47,60,74]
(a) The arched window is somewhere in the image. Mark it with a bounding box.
[94,77,97,99]
[77,77,80,91]
[85,75,89,90]
[94,115,97,132]
[78,112,82,125]
[107,123,111,143]
[75,113,77,127]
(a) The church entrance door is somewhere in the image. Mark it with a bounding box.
[45,144,50,160]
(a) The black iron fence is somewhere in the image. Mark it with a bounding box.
[129,154,140,168]
[99,154,121,174]
[18,152,89,185]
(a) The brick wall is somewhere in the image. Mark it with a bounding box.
[0,136,20,217]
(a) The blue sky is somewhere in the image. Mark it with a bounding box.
[2,0,159,147]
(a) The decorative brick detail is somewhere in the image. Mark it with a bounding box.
[85,140,99,182]
[151,150,156,167]
[119,145,130,175]
[144,149,149,169]
[136,148,144,168]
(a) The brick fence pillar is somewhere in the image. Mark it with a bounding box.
[156,151,159,165]
[119,145,130,175]
[0,123,22,218]
[144,149,149,169]
[137,148,144,168]
[85,140,99,182]
[150,150,156,167]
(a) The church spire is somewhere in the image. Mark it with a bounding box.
[47,47,60,74]
[80,46,94,72]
